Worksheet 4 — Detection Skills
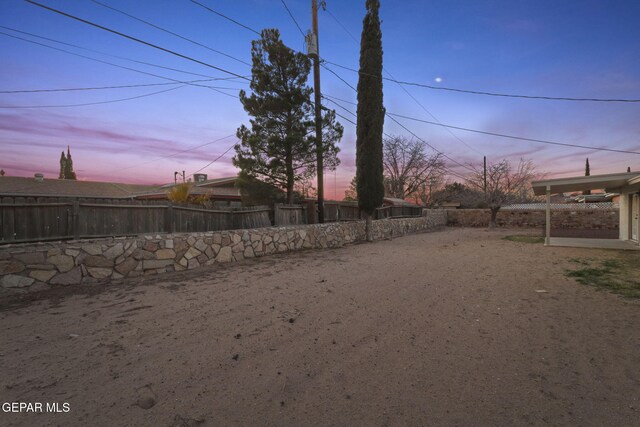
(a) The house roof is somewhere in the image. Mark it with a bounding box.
[0,176,161,199]
[383,197,421,207]
[532,172,640,196]
[0,175,243,200]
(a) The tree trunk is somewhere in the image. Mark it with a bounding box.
[364,212,373,242]
[286,149,294,204]
[489,207,500,229]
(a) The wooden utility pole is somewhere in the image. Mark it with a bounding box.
[311,0,324,223]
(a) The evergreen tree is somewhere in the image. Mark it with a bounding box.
[355,0,385,240]
[64,146,77,180]
[233,29,342,204]
[59,151,66,179]
[583,158,591,195]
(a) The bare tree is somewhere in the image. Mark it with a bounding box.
[467,158,538,228]
[383,136,445,201]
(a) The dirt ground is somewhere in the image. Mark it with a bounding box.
[1,227,639,427]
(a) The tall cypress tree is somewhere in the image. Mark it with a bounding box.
[59,151,67,179]
[64,146,77,180]
[356,0,385,240]
[583,158,591,195]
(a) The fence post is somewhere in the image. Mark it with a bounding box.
[274,204,280,227]
[166,203,174,233]
[72,200,80,239]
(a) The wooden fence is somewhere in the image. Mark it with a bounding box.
[0,197,271,244]
[0,196,424,245]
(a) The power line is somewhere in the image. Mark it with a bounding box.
[322,89,640,157]
[0,80,243,94]
[0,25,242,81]
[387,112,640,155]
[321,95,470,181]
[120,134,236,171]
[0,85,184,108]
[190,141,238,175]
[0,29,241,98]
[25,0,250,81]
[90,0,252,67]
[189,0,260,35]
[320,63,476,172]
[322,60,640,103]
[280,0,305,37]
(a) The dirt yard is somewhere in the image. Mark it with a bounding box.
[1,228,638,426]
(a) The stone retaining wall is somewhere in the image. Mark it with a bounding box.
[0,210,446,293]
[446,208,619,229]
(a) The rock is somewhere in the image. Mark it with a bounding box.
[184,247,201,260]
[0,260,25,275]
[213,234,222,245]
[135,386,156,410]
[48,254,74,273]
[65,249,80,257]
[243,246,255,258]
[13,252,46,265]
[194,239,207,252]
[155,249,176,260]
[165,239,174,249]
[232,242,244,253]
[82,244,102,256]
[49,267,82,286]
[215,246,232,263]
[178,257,188,267]
[27,264,55,270]
[84,255,114,268]
[204,247,214,259]
[250,233,260,242]
[115,258,138,276]
[187,258,200,269]
[29,270,56,282]
[47,248,61,257]
[142,259,174,270]
[143,241,159,252]
[87,267,112,279]
[231,234,242,244]
[104,243,124,260]
[186,236,196,246]
[132,249,155,260]
[1,274,34,288]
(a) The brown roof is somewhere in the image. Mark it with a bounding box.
[0,176,161,199]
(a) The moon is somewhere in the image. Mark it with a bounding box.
[435,77,443,83]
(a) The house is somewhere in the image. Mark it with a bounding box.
[0,173,243,205]
[532,171,640,249]
[382,197,421,207]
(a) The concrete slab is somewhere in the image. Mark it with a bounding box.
[548,237,640,250]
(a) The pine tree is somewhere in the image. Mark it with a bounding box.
[233,29,342,204]
[356,0,385,240]
[59,151,66,179]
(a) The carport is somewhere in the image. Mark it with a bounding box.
[532,172,640,250]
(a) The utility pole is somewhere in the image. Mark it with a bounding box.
[310,0,324,223]
[483,156,487,194]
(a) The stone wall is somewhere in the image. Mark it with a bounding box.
[447,208,619,229]
[0,210,446,293]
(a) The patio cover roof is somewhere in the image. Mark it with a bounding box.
[532,172,640,196]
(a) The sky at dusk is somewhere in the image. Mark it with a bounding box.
[1,0,639,199]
